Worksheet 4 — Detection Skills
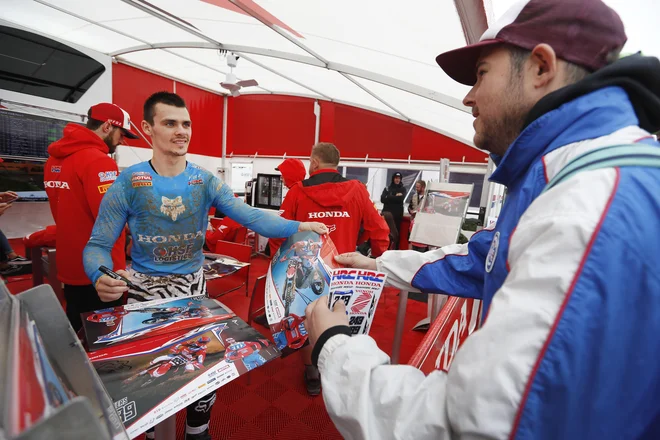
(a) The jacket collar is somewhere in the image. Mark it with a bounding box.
[490,86,639,186]
[310,168,339,177]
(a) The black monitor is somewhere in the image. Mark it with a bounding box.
[255,173,282,209]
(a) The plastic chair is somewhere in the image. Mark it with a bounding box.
[234,227,248,245]
[28,246,64,306]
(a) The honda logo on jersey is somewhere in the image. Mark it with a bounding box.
[44,180,70,189]
[308,211,350,219]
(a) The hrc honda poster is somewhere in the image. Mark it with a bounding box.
[265,231,339,356]
[266,231,386,356]
[81,295,235,351]
[90,317,280,437]
[327,268,387,336]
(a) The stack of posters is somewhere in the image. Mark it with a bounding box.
[265,231,387,356]
[81,295,235,352]
[86,298,280,437]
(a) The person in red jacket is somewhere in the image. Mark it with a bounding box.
[44,103,138,332]
[269,142,389,395]
[275,158,306,189]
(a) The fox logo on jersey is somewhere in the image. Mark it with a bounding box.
[160,196,186,221]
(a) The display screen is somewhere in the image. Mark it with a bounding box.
[0,110,72,160]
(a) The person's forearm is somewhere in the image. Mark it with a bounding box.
[317,333,451,440]
[224,198,299,238]
[84,237,115,285]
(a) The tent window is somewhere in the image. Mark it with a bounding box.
[0,26,105,103]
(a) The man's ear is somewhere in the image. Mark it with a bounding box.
[101,121,114,134]
[141,120,152,136]
[529,43,559,88]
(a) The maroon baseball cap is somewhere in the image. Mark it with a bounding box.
[89,103,139,139]
[436,0,627,86]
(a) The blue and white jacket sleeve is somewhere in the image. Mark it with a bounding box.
[376,228,493,299]
[83,175,130,285]
[318,169,627,439]
[209,177,300,238]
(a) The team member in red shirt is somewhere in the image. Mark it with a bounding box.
[269,142,389,395]
[44,103,138,331]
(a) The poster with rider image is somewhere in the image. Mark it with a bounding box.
[410,182,474,248]
[266,231,387,357]
[266,231,339,356]
[90,318,280,437]
[81,295,235,352]
[421,189,471,217]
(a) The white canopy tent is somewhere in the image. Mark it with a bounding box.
[0,0,658,148]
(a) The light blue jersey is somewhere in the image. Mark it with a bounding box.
[84,161,299,284]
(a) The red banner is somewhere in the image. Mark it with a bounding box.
[408,297,482,374]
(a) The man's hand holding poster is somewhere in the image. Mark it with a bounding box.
[266,231,386,356]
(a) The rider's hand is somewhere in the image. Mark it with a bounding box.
[305,298,349,346]
[0,191,18,203]
[299,222,329,235]
[334,252,378,270]
[95,269,130,302]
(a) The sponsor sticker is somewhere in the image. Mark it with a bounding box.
[51,165,61,173]
[98,171,118,182]
[98,183,112,194]
[131,172,152,182]
[132,181,153,188]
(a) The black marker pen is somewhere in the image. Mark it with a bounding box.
[99,265,139,290]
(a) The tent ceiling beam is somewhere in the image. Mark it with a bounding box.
[110,42,324,67]
[229,0,330,66]
[111,43,469,113]
[237,53,331,99]
[339,73,410,120]
[120,0,222,46]
[453,0,489,45]
[34,0,151,47]
[33,1,272,93]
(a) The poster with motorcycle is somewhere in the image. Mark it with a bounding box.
[81,295,235,352]
[266,231,387,357]
[89,318,280,437]
[7,304,77,436]
[202,254,249,280]
[409,182,474,248]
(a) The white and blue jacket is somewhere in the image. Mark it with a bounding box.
[317,57,660,440]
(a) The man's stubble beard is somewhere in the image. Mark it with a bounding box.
[103,131,118,154]
[478,78,532,156]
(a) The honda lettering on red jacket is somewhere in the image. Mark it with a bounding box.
[269,169,390,256]
[44,124,126,285]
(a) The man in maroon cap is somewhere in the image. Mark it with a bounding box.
[304,0,660,438]
[44,103,139,331]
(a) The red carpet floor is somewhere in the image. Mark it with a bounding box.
[5,242,427,439]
